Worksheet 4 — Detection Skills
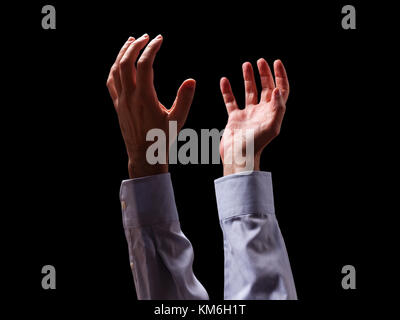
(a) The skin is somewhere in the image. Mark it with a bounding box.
[106,34,196,178]
[107,34,289,178]
[219,59,289,176]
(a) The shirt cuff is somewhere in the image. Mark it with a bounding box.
[214,171,275,220]
[119,173,178,228]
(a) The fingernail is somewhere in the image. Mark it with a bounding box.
[128,36,134,41]
[184,79,196,89]
[156,34,162,39]
[275,88,281,97]
[142,33,149,39]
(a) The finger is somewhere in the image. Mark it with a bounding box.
[169,79,196,128]
[115,37,135,63]
[274,59,290,103]
[119,34,150,92]
[220,77,239,114]
[107,37,135,100]
[270,88,286,128]
[257,58,275,102]
[106,77,118,102]
[112,37,135,93]
[136,35,163,92]
[242,62,258,106]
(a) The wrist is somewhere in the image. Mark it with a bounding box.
[128,159,168,179]
[223,153,261,176]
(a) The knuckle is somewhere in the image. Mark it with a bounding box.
[272,126,281,137]
[106,77,113,87]
[275,102,286,111]
[137,57,151,69]
[119,57,129,68]
[110,64,118,75]
[282,89,290,99]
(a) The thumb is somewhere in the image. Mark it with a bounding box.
[169,79,196,128]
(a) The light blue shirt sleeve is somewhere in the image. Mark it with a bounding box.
[214,171,298,300]
[120,173,209,300]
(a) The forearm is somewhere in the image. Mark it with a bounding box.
[223,153,261,176]
[128,158,168,179]
[120,173,208,300]
[215,171,297,300]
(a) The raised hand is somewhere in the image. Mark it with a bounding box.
[219,59,289,176]
[106,34,196,178]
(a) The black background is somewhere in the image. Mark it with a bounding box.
[5,0,383,317]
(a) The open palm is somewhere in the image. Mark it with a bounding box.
[220,59,289,174]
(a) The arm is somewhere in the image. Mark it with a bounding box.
[120,173,208,299]
[217,59,297,299]
[107,34,208,300]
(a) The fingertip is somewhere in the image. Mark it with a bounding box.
[220,77,225,90]
[182,78,196,90]
[136,34,150,43]
[151,35,163,46]
[149,34,164,48]
[220,77,230,91]
[242,62,255,80]
[242,61,251,71]
[187,78,196,88]
[257,58,266,65]
[274,59,284,70]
